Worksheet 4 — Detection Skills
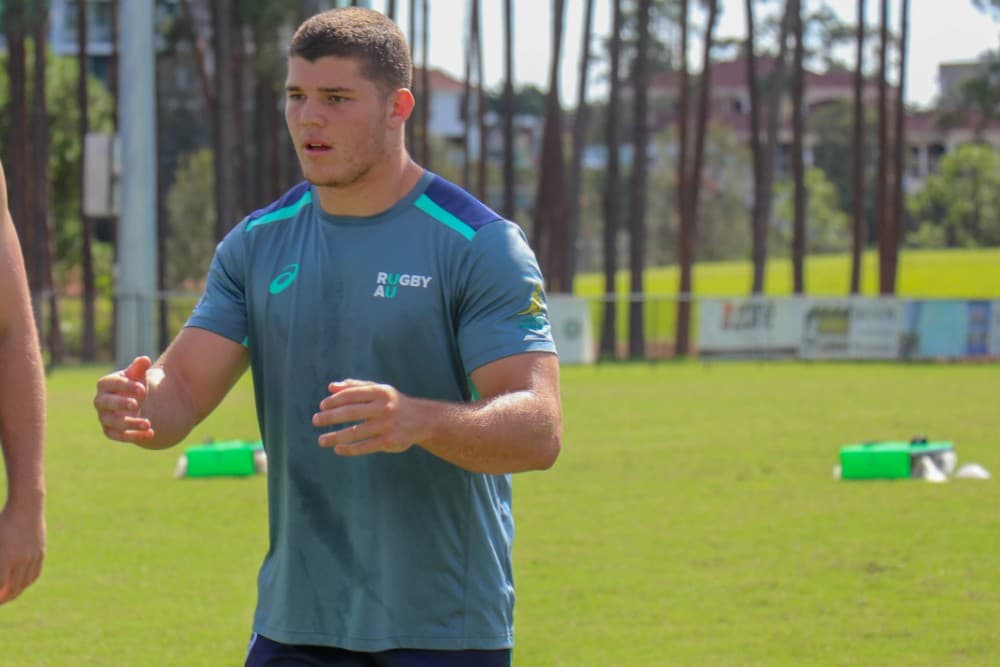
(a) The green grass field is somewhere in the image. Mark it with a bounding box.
[574,248,1000,298]
[2,361,999,665]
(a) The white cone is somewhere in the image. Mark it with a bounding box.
[956,463,991,480]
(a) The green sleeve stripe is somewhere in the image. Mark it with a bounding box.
[245,191,312,232]
[414,194,476,240]
[467,378,481,402]
[241,336,249,348]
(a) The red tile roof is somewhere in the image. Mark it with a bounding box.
[647,56,882,92]
[412,67,468,92]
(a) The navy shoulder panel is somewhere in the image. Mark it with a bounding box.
[243,181,312,232]
[422,176,503,233]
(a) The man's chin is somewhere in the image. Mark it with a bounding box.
[303,169,365,190]
[302,174,345,188]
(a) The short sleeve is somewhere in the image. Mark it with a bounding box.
[457,221,558,373]
[185,226,249,345]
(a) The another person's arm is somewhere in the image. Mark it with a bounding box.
[93,328,248,450]
[313,351,562,474]
[0,160,46,604]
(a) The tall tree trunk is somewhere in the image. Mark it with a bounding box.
[460,0,482,193]
[420,0,431,168]
[386,0,397,21]
[473,0,487,201]
[850,0,866,294]
[156,54,170,352]
[78,0,96,360]
[791,0,806,294]
[34,4,63,364]
[745,0,766,294]
[298,0,322,21]
[232,12,249,216]
[109,0,120,358]
[21,3,39,334]
[179,0,215,110]
[212,0,237,241]
[889,0,909,294]
[676,0,718,356]
[532,0,568,292]
[253,21,281,203]
[628,0,651,359]
[4,3,31,284]
[599,0,623,359]
[501,0,516,219]
[462,1,475,191]
[674,0,692,356]
[759,0,792,283]
[110,0,119,128]
[564,0,595,293]
[875,0,891,294]
[406,0,416,156]
[690,1,719,223]
[473,0,489,201]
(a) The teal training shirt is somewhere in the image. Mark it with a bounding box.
[186,171,556,651]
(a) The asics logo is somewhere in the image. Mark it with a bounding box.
[269,263,300,294]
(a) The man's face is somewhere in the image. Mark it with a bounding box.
[284,56,392,188]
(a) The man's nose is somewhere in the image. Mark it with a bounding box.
[298,98,327,127]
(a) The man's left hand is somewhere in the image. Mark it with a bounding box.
[313,379,429,456]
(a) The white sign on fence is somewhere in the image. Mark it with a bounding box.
[547,294,595,364]
[697,297,805,357]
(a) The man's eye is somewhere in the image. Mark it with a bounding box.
[288,93,305,101]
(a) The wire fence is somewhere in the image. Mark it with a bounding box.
[30,291,1000,366]
[33,291,200,366]
[34,291,701,366]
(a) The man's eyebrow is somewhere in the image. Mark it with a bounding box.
[284,84,355,94]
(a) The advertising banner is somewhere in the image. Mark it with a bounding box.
[698,297,996,361]
[900,300,992,359]
[966,301,991,357]
[800,298,900,359]
[991,301,1000,356]
[698,298,804,357]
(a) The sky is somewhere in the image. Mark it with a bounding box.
[363,0,1000,109]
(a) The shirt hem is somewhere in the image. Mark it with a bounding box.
[253,623,514,652]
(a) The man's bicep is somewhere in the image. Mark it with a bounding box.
[468,351,560,402]
[157,327,249,421]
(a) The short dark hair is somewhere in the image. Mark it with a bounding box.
[289,7,412,96]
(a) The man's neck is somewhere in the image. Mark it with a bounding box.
[314,154,424,217]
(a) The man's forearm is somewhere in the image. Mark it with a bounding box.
[417,390,561,474]
[133,366,203,450]
[0,330,46,508]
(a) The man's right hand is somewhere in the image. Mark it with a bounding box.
[93,356,156,443]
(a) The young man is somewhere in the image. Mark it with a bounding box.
[0,159,47,606]
[93,7,561,665]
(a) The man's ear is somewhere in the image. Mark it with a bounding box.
[387,88,415,128]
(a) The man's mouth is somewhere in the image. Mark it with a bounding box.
[304,142,332,153]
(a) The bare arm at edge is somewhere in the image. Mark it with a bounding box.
[0,159,47,604]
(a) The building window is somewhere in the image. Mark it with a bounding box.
[62,0,113,48]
